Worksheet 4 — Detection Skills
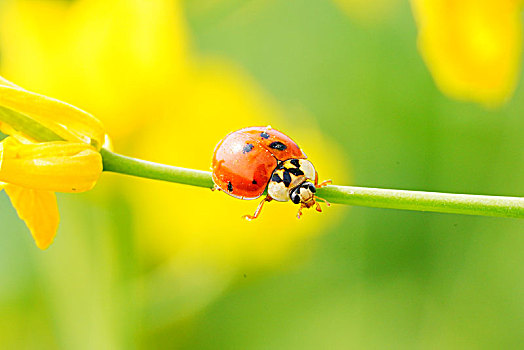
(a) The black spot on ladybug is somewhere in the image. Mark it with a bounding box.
[260,131,270,139]
[283,171,292,187]
[227,181,233,192]
[271,173,283,183]
[242,143,254,154]
[252,179,258,185]
[290,159,300,168]
[269,141,287,151]
[287,167,304,176]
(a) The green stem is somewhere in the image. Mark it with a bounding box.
[317,185,524,218]
[101,148,213,188]
[101,149,524,219]
[2,105,523,219]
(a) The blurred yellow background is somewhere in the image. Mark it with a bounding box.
[1,0,523,349]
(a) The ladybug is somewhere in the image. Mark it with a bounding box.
[211,126,331,220]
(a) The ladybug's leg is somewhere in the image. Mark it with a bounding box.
[314,196,331,207]
[296,204,305,219]
[313,171,332,189]
[243,196,272,221]
[315,179,332,188]
[313,176,332,212]
[211,184,222,192]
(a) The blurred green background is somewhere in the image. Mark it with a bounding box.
[1,0,524,349]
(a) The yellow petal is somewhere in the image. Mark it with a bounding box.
[0,137,102,193]
[0,83,106,147]
[4,183,59,249]
[0,75,22,88]
[411,0,523,107]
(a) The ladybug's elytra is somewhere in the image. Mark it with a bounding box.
[211,126,331,220]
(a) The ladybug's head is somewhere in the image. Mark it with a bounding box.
[290,181,317,208]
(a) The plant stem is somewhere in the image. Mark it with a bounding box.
[2,105,523,219]
[101,148,214,188]
[318,185,524,218]
[101,149,524,219]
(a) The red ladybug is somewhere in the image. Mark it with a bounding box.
[212,126,331,220]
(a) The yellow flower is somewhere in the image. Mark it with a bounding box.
[0,137,102,192]
[411,0,523,107]
[0,76,104,249]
